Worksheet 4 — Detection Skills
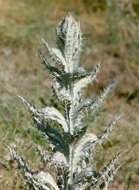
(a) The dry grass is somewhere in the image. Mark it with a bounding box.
[0,0,139,189]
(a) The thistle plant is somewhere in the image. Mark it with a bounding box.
[9,13,122,190]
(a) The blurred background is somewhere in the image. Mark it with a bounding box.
[0,0,139,189]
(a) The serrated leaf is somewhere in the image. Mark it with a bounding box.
[38,48,64,78]
[74,167,98,186]
[53,80,71,101]
[73,64,100,104]
[9,146,59,190]
[95,114,121,145]
[41,38,66,68]
[33,116,69,156]
[56,13,82,73]
[18,96,68,133]
[73,133,98,173]
[99,153,121,189]
[33,171,60,190]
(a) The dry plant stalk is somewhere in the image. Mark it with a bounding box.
[9,13,122,190]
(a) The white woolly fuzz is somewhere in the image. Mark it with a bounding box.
[9,13,122,190]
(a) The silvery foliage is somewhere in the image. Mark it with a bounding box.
[9,13,122,190]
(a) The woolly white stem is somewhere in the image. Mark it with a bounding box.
[68,144,74,189]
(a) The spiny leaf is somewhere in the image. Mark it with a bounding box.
[52,80,71,102]
[50,151,68,169]
[73,63,100,104]
[99,152,121,190]
[95,114,121,145]
[18,96,69,133]
[38,107,68,133]
[90,80,117,112]
[31,171,60,190]
[73,133,98,173]
[37,146,68,170]
[41,38,66,68]
[75,80,117,117]
[8,145,34,174]
[33,116,69,156]
[38,48,64,78]
[9,146,59,190]
[74,167,98,185]
[56,13,82,73]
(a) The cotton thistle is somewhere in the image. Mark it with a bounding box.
[9,13,122,190]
